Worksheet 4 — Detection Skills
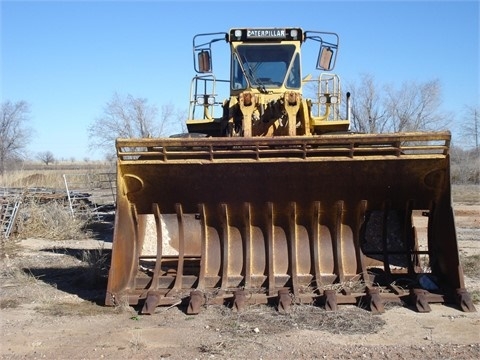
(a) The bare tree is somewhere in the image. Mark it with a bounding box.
[384,79,449,132]
[344,75,448,134]
[450,145,480,184]
[460,105,479,151]
[37,151,55,165]
[347,74,389,133]
[88,93,184,156]
[0,100,33,175]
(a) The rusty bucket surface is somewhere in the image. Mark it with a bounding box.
[105,132,476,313]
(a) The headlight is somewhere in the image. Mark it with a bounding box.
[197,96,215,105]
[330,96,338,104]
[319,96,327,104]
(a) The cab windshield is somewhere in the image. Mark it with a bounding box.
[231,44,300,91]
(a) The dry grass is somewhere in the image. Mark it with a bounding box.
[1,170,64,189]
[80,248,110,287]
[14,198,90,240]
[462,254,480,278]
[2,166,115,242]
[197,304,386,356]
[0,265,56,309]
[460,254,480,304]
[0,245,114,314]
[321,274,367,293]
[452,184,480,204]
[152,301,386,348]
[200,304,385,336]
[34,301,113,316]
[470,290,480,304]
[128,330,147,352]
[0,164,114,189]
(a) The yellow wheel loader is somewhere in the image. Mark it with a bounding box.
[106,28,476,314]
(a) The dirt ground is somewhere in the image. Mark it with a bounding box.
[1,199,479,359]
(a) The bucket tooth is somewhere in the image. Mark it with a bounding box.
[141,291,161,315]
[233,289,247,312]
[456,288,477,312]
[277,288,292,314]
[187,290,205,315]
[410,289,431,313]
[366,287,385,314]
[323,289,338,311]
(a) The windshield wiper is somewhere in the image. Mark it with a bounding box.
[240,55,268,94]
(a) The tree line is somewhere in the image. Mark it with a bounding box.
[346,74,451,133]
[1,76,479,179]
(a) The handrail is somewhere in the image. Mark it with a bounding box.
[116,132,451,162]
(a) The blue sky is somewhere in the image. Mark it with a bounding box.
[1,0,479,160]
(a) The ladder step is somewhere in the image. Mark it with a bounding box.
[1,199,21,239]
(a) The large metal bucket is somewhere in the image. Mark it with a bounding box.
[105,132,475,314]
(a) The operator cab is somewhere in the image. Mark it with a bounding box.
[229,29,303,92]
[187,28,343,136]
[232,44,301,91]
[229,29,302,93]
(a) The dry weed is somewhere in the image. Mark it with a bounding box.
[112,295,137,315]
[461,254,480,278]
[0,265,56,308]
[199,340,242,356]
[316,307,386,334]
[1,266,40,287]
[199,303,385,338]
[35,301,113,316]
[470,290,480,304]
[80,248,109,288]
[0,165,114,189]
[129,330,147,352]
[1,171,59,188]
[0,267,36,309]
[321,274,367,293]
[452,184,480,204]
[15,198,89,240]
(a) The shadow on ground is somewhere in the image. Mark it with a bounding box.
[25,247,112,305]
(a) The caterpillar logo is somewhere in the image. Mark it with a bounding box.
[247,29,286,38]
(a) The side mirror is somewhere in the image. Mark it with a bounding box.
[197,50,212,73]
[317,46,335,71]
